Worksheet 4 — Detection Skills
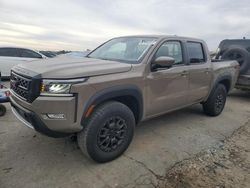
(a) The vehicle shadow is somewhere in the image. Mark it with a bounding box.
[58,104,205,160]
[137,104,204,127]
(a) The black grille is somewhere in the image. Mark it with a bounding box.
[10,71,41,102]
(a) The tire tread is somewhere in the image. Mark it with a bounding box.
[203,84,227,116]
[77,101,135,162]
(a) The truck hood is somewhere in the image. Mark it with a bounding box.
[15,56,132,79]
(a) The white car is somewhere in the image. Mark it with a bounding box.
[0,47,46,78]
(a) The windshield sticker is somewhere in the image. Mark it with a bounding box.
[139,40,157,46]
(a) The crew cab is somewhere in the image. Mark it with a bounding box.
[10,35,239,162]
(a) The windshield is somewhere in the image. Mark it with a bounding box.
[88,37,157,63]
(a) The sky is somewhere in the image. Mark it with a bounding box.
[0,0,250,51]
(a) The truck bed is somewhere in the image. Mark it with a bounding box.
[211,60,239,92]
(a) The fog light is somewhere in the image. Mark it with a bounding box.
[44,113,65,119]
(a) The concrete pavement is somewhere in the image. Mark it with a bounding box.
[0,90,249,188]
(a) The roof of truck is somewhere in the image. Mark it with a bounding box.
[114,35,204,41]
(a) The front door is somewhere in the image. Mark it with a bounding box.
[145,41,189,118]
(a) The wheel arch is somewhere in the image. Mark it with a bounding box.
[214,75,232,93]
[216,75,232,93]
[81,85,143,125]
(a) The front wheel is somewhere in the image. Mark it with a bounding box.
[77,101,135,163]
[203,84,227,116]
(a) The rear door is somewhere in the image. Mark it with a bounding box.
[186,42,212,103]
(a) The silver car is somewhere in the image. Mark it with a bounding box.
[0,47,46,78]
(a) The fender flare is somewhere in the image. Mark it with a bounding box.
[81,85,143,125]
[207,74,232,99]
[204,74,232,103]
[214,74,232,91]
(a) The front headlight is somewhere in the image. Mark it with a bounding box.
[40,78,87,96]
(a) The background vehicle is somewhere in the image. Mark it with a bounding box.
[39,51,57,58]
[59,51,90,58]
[215,39,250,90]
[0,47,46,79]
[0,72,9,116]
[10,35,239,163]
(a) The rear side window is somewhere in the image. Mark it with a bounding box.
[187,42,205,63]
[20,49,42,58]
[0,48,19,57]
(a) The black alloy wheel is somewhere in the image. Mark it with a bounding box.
[97,116,128,152]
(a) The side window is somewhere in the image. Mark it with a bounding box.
[154,41,183,65]
[186,42,205,63]
[0,48,19,57]
[20,49,42,58]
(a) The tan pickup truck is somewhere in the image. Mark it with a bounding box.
[10,35,239,162]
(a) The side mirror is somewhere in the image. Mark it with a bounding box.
[152,56,175,70]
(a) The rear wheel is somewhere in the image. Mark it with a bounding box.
[203,84,227,116]
[77,101,135,163]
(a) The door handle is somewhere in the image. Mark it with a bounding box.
[181,71,188,77]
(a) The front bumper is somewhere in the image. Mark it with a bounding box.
[11,98,71,138]
[10,91,83,138]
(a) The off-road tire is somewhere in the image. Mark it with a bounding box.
[0,104,6,117]
[77,101,135,163]
[203,84,227,116]
[221,47,250,74]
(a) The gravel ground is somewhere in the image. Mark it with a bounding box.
[159,120,250,188]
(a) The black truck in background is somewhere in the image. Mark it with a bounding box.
[215,39,250,90]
